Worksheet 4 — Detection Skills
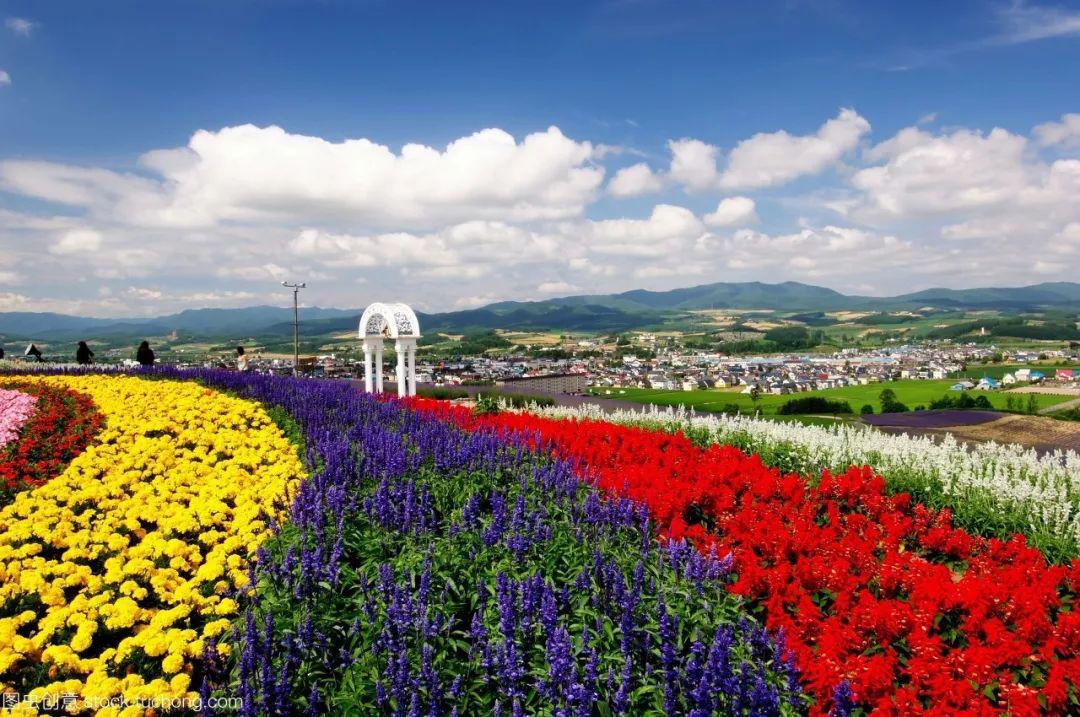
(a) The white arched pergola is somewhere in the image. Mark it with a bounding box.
[359,302,421,397]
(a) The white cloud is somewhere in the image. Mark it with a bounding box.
[667,138,721,192]
[719,109,870,189]
[0,71,10,87]
[703,197,757,227]
[5,18,35,36]
[124,287,164,300]
[715,225,937,283]
[5,114,1080,315]
[536,281,579,294]
[667,109,870,192]
[607,162,663,197]
[0,292,29,309]
[578,204,705,257]
[216,263,291,281]
[0,125,604,230]
[454,294,500,309]
[50,229,103,255]
[851,126,1036,218]
[995,0,1080,44]
[1034,113,1080,149]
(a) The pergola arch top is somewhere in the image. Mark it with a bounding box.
[359,302,421,340]
[359,302,421,397]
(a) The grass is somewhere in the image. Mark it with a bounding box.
[590,379,1078,416]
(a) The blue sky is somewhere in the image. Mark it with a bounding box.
[1,0,1079,316]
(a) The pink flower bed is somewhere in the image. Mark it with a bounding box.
[0,388,38,449]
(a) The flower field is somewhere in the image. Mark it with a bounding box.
[1,369,1077,715]
[534,403,1080,562]
[0,375,302,714]
[0,381,103,501]
[409,398,1080,715]
[0,390,37,451]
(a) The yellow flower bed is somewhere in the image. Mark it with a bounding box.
[0,375,304,715]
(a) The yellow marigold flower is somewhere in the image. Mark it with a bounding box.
[0,375,305,711]
[161,653,184,674]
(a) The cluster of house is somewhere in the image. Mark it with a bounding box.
[172,338,1076,399]
[952,367,1078,392]
[587,344,991,395]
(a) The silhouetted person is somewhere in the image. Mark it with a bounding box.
[236,346,249,371]
[136,341,155,367]
[25,344,43,362]
[0,345,5,360]
[76,341,94,365]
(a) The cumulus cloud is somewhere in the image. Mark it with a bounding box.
[667,109,870,192]
[577,204,705,257]
[1034,113,1080,149]
[0,70,10,86]
[0,125,604,230]
[536,281,579,294]
[667,138,721,192]
[5,114,1080,315]
[715,225,938,282]
[5,17,35,36]
[50,229,103,255]
[851,126,1035,218]
[703,197,757,227]
[719,109,870,189]
[607,163,663,197]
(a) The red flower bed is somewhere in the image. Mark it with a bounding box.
[0,382,103,496]
[406,398,1080,716]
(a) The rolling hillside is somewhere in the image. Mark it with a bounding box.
[2,281,1077,341]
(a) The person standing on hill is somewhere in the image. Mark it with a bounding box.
[236,346,249,371]
[76,341,94,365]
[136,341,155,367]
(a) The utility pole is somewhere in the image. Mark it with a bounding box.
[282,281,306,376]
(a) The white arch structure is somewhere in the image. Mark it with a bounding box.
[359,302,422,397]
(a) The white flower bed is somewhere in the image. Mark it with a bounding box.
[529,402,1080,559]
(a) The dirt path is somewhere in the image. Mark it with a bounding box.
[1040,396,1080,415]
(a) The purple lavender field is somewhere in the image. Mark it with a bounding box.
[862,410,1004,429]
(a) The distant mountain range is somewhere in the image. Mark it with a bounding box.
[2,281,1078,342]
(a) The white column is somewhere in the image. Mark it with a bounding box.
[375,342,385,393]
[395,339,406,397]
[363,342,373,393]
[408,344,417,396]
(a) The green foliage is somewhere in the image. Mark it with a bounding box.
[860,404,874,415]
[473,394,502,415]
[922,318,1080,341]
[777,396,853,415]
[417,386,470,400]
[879,388,909,414]
[928,393,993,411]
[762,325,825,350]
[249,435,801,714]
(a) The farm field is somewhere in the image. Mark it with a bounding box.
[591,379,1078,415]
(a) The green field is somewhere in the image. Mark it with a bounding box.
[590,379,1078,416]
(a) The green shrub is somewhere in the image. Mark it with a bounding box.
[928,393,993,411]
[417,386,470,400]
[777,396,853,415]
